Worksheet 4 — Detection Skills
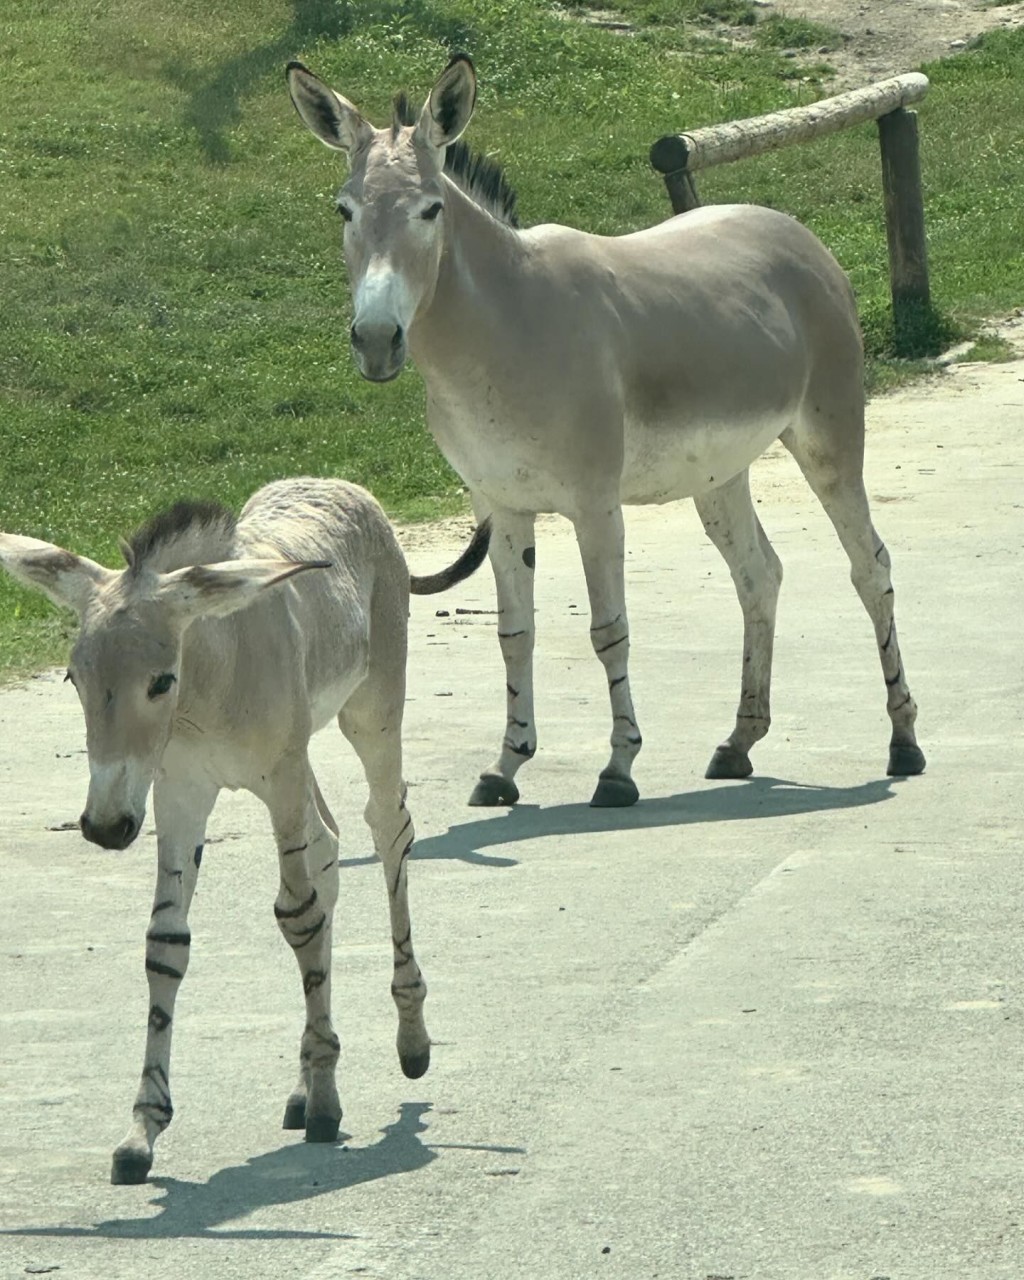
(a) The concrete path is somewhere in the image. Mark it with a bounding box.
[1,350,1022,1279]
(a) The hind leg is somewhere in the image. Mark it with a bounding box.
[694,470,783,779]
[339,613,430,1079]
[783,430,925,775]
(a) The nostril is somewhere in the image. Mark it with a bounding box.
[391,324,404,350]
[350,323,362,350]
[116,815,138,847]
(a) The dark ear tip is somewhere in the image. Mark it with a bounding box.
[446,51,475,73]
[286,60,311,77]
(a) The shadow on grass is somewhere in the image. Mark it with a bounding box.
[164,0,347,164]
[340,773,899,870]
[1,1102,524,1241]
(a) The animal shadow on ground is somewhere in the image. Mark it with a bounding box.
[339,774,900,869]
[161,0,348,163]
[2,1103,525,1241]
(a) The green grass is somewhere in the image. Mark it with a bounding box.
[1,1,1022,674]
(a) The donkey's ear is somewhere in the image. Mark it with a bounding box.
[0,534,112,615]
[286,61,374,154]
[415,53,476,150]
[160,558,332,624]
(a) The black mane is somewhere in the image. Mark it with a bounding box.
[392,91,519,228]
[124,499,236,573]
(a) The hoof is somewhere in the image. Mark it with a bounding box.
[305,1114,341,1144]
[887,743,926,776]
[590,772,639,808]
[400,1046,431,1080]
[282,1099,306,1130]
[705,745,753,780]
[468,774,520,806]
[111,1147,152,1185]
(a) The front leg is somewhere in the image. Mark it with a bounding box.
[575,505,642,807]
[470,506,537,806]
[264,759,342,1144]
[111,776,218,1184]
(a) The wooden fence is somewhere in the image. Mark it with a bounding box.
[649,73,932,321]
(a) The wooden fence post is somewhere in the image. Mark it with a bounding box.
[877,107,931,318]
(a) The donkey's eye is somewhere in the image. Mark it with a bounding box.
[148,673,177,699]
[336,203,353,222]
[421,202,443,221]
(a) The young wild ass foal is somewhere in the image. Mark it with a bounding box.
[0,478,489,1184]
[286,55,926,808]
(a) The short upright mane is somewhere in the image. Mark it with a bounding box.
[392,92,519,228]
[123,499,237,574]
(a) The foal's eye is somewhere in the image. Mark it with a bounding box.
[421,202,443,221]
[148,673,177,699]
[336,203,353,222]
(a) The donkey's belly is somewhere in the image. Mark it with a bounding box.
[620,412,788,504]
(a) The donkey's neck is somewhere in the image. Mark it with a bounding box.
[411,179,525,373]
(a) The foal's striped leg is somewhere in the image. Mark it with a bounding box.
[111,777,217,1185]
[694,470,783,779]
[470,508,538,806]
[340,686,430,1079]
[575,504,642,807]
[266,760,342,1144]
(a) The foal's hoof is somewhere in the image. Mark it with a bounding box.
[305,1114,341,1144]
[111,1146,152,1185]
[590,772,640,808]
[469,774,520,806]
[400,1045,431,1080]
[887,743,926,776]
[282,1099,307,1130]
[705,745,753,780]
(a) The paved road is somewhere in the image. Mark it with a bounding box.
[1,353,1022,1279]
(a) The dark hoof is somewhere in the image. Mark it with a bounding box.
[887,743,926,776]
[305,1114,341,1143]
[282,1099,306,1130]
[400,1046,431,1080]
[468,774,520,806]
[590,773,639,808]
[705,745,754,780]
[111,1148,152,1185]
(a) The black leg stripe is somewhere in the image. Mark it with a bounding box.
[146,930,191,946]
[275,888,318,920]
[595,634,628,655]
[146,959,184,980]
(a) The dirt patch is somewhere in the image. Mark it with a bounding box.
[771,0,1024,87]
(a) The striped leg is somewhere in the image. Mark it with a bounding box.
[266,760,342,1144]
[470,507,537,806]
[340,685,430,1078]
[576,505,642,807]
[111,776,217,1185]
[788,464,925,775]
[694,470,783,779]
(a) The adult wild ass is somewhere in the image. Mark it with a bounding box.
[0,478,489,1183]
[286,55,926,807]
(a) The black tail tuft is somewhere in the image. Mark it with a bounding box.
[409,517,491,595]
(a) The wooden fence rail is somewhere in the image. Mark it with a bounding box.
[650,73,932,319]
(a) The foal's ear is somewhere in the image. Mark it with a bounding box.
[286,61,374,154]
[160,558,332,624]
[415,53,476,150]
[0,534,112,615]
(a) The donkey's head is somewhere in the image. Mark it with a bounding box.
[287,54,476,383]
[0,535,323,850]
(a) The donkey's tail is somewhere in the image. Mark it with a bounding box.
[409,518,491,595]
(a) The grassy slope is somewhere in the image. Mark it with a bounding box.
[1,0,1021,673]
